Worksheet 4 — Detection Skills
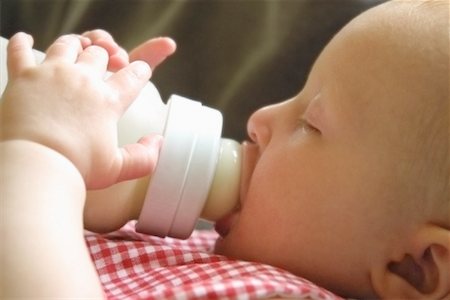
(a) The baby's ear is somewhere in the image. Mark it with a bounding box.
[371,224,449,299]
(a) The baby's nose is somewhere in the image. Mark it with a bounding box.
[247,105,275,148]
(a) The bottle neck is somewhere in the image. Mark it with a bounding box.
[117,81,167,146]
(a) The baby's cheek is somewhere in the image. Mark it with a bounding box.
[232,210,269,250]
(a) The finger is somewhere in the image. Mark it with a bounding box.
[76,45,109,74]
[108,48,129,72]
[106,61,151,113]
[82,29,123,57]
[83,29,130,72]
[44,34,83,63]
[78,35,92,48]
[82,29,115,47]
[7,32,35,78]
[129,37,176,70]
[115,134,163,182]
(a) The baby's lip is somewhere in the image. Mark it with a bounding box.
[215,141,259,238]
[214,210,238,238]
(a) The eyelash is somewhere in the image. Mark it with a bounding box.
[297,118,320,134]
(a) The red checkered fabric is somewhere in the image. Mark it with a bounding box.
[85,221,343,300]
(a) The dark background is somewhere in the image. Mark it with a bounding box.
[1,0,386,141]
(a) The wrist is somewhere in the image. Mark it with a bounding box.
[1,139,86,213]
[0,138,84,178]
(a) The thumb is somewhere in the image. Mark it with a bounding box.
[115,134,163,182]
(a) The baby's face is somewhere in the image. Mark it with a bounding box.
[214,3,445,297]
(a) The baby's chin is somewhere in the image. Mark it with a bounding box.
[213,234,241,258]
[213,220,260,263]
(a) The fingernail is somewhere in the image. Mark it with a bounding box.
[15,32,33,44]
[131,61,151,78]
[149,135,163,149]
[80,36,92,47]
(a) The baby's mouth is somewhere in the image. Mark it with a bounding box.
[214,141,259,238]
[214,206,240,238]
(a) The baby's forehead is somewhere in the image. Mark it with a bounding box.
[307,2,447,140]
[308,2,447,96]
[342,2,446,92]
[348,0,447,48]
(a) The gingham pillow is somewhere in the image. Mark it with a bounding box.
[85,221,342,300]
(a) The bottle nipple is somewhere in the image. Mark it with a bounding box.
[201,138,241,221]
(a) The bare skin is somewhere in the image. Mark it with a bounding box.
[0,32,174,297]
[1,1,448,298]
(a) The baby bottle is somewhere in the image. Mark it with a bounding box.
[0,36,241,239]
[113,83,242,239]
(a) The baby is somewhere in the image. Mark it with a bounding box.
[214,1,449,299]
[1,0,448,299]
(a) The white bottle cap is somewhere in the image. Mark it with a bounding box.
[136,95,224,238]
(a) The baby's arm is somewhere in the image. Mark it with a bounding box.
[0,32,158,297]
[1,140,101,297]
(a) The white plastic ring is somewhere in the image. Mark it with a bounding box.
[136,95,222,238]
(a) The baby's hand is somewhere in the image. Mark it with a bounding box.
[82,29,176,71]
[0,32,161,189]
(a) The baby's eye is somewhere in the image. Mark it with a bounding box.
[297,118,320,135]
